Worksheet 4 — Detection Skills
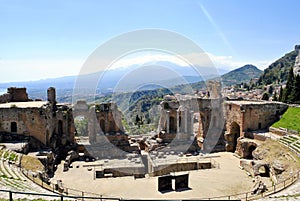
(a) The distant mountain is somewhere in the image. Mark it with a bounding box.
[0,60,228,101]
[258,45,300,85]
[221,64,263,86]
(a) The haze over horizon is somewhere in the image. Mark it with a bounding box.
[0,0,299,83]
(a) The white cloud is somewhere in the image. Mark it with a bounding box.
[206,52,271,70]
[109,53,189,69]
[0,52,272,83]
[109,52,272,71]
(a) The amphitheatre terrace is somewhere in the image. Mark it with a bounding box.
[0,86,298,200]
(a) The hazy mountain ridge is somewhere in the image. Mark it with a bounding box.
[0,62,228,101]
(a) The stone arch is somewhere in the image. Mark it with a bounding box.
[11,122,17,133]
[230,122,240,152]
[74,116,89,136]
[259,165,270,177]
[254,164,270,177]
[247,145,257,159]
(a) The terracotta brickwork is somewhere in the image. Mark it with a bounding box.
[0,87,75,148]
[224,101,288,153]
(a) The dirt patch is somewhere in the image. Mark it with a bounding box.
[253,139,300,182]
[21,155,44,172]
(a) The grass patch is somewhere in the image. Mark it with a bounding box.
[3,151,9,159]
[9,152,17,161]
[21,155,44,172]
[272,107,300,133]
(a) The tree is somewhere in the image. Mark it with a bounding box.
[290,74,300,103]
[283,67,294,103]
[135,114,143,128]
[278,86,283,102]
[262,92,269,100]
[268,85,274,95]
[273,91,278,101]
[74,117,88,136]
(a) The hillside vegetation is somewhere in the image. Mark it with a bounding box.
[272,107,300,132]
[258,45,299,85]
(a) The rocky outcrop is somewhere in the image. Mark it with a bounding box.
[294,50,300,76]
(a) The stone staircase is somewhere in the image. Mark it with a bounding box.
[279,135,300,155]
[0,147,56,198]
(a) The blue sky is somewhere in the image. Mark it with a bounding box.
[0,0,299,82]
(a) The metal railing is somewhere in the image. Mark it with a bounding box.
[1,168,299,201]
[0,188,120,201]
[197,171,299,201]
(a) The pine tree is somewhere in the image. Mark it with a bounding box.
[278,86,283,102]
[268,85,274,94]
[262,92,269,100]
[290,74,300,103]
[283,67,294,103]
[273,91,278,101]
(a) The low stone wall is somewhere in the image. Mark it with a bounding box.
[150,161,211,177]
[269,127,287,136]
[253,134,267,141]
[95,166,145,178]
[269,126,299,136]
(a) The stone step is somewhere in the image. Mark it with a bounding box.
[4,161,20,180]
[0,159,13,179]
[11,166,28,181]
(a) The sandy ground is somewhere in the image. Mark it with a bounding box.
[51,152,268,200]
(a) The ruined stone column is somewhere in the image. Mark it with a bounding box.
[184,110,188,133]
[190,110,194,136]
[166,111,170,133]
[176,110,180,134]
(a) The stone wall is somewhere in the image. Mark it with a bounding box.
[0,88,75,148]
[225,101,288,153]
[8,87,29,102]
[0,87,29,103]
[0,93,12,103]
[149,161,212,177]
[225,101,288,135]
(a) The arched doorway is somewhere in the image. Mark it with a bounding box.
[169,116,176,133]
[258,165,270,177]
[11,122,17,133]
[58,120,63,136]
[230,122,240,152]
[74,116,89,136]
[247,145,257,159]
[100,119,105,133]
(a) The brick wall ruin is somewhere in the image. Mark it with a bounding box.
[0,87,29,103]
[0,87,75,148]
[224,101,288,153]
